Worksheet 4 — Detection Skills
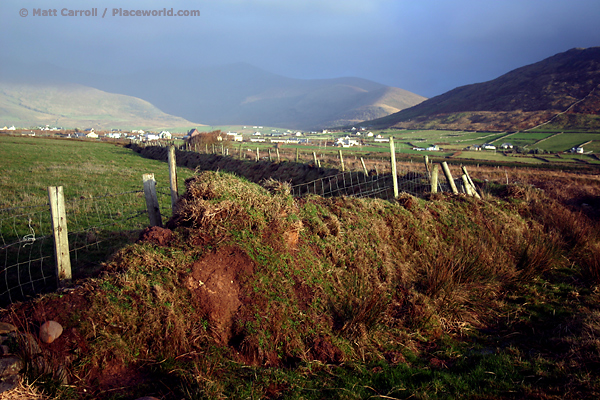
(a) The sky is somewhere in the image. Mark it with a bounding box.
[1,0,599,98]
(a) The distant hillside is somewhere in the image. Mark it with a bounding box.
[0,82,201,130]
[3,63,426,130]
[364,47,600,131]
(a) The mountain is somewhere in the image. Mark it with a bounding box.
[363,47,600,131]
[2,63,426,130]
[0,81,200,130]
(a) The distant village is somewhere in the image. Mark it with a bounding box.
[0,124,590,155]
[0,124,392,148]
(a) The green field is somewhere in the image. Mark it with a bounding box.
[0,135,197,301]
[0,135,194,207]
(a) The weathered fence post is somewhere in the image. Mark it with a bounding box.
[48,186,72,285]
[424,155,431,178]
[268,148,272,162]
[168,146,179,211]
[295,148,299,163]
[313,152,318,167]
[390,137,399,198]
[360,157,368,176]
[276,147,280,163]
[143,174,162,227]
[462,174,473,196]
[339,149,345,172]
[441,162,459,194]
[431,164,439,194]
[461,166,481,199]
[239,143,243,159]
[256,147,260,162]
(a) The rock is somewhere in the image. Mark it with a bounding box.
[0,323,17,335]
[0,374,20,393]
[0,356,23,377]
[39,321,63,344]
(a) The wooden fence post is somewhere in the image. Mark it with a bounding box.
[143,174,162,227]
[441,162,459,194]
[461,174,473,196]
[431,164,439,194]
[313,152,318,167]
[360,157,368,176]
[461,166,481,199]
[48,186,72,285]
[424,155,431,178]
[276,147,280,163]
[339,149,345,172]
[168,146,179,211]
[256,148,260,162]
[390,137,399,198]
[295,148,299,163]
[268,148,272,162]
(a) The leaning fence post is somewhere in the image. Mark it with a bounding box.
[461,166,481,199]
[390,137,399,198]
[168,146,179,211]
[276,147,280,163]
[424,155,431,178]
[441,162,459,194]
[360,157,368,176]
[431,164,439,194]
[143,174,162,227]
[48,186,72,285]
[462,174,473,196]
[339,150,345,172]
[313,152,318,167]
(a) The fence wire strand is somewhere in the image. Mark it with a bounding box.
[0,189,171,305]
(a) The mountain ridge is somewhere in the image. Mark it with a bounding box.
[362,47,600,131]
[0,81,201,130]
[1,62,426,130]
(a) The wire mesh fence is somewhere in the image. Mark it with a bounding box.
[291,168,438,200]
[0,204,55,306]
[0,188,174,306]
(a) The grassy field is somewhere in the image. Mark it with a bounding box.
[0,135,195,206]
[0,135,197,302]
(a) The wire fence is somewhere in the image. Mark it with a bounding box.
[290,167,448,200]
[0,189,173,306]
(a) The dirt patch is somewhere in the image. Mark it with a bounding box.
[184,246,255,344]
[138,226,173,246]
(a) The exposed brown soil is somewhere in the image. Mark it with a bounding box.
[184,246,255,344]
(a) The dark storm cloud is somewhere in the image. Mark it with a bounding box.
[2,0,599,97]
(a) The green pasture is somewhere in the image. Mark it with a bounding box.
[0,135,194,207]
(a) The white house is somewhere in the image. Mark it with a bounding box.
[159,131,172,139]
[86,132,99,139]
[482,143,496,150]
[335,136,360,147]
[501,143,513,149]
[571,147,584,154]
[426,145,439,151]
